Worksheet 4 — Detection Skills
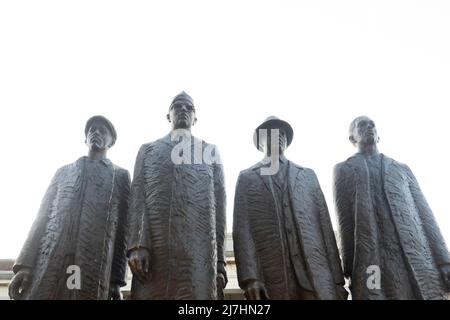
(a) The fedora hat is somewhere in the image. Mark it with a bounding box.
[253,116,294,151]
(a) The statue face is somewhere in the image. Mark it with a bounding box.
[168,101,196,129]
[351,116,379,147]
[261,128,288,155]
[86,122,113,152]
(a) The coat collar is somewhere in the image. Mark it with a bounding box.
[346,152,395,184]
[349,152,393,164]
[251,157,303,193]
[160,131,202,148]
[77,156,112,168]
[251,155,288,170]
[160,133,176,147]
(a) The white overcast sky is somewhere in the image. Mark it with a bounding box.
[1,1,450,259]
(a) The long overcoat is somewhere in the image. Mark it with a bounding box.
[14,156,130,300]
[233,160,345,299]
[334,153,450,300]
[127,134,226,300]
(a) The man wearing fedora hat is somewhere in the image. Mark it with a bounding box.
[9,115,131,300]
[233,116,347,300]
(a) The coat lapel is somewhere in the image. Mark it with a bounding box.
[287,161,303,193]
[251,161,272,195]
[251,160,304,214]
[286,161,304,220]
[160,133,175,148]
[380,153,392,185]
[251,161,286,212]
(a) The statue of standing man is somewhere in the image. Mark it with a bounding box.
[233,116,347,300]
[127,92,227,299]
[9,115,131,300]
[334,116,450,300]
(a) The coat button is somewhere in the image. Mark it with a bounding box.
[283,202,289,207]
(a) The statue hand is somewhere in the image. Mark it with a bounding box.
[8,268,31,300]
[217,271,228,289]
[216,272,227,299]
[128,248,150,284]
[440,264,450,289]
[244,280,269,300]
[336,283,349,300]
[109,283,122,300]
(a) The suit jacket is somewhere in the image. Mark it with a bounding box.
[334,153,450,300]
[233,159,345,300]
[127,134,226,300]
[14,157,130,300]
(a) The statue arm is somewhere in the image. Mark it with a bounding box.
[233,173,261,289]
[213,158,227,282]
[405,165,450,266]
[311,170,345,287]
[127,145,151,256]
[333,163,355,279]
[13,168,61,274]
[110,170,131,287]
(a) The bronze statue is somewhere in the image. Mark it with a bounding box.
[9,115,131,300]
[334,116,450,300]
[127,92,227,299]
[233,116,347,300]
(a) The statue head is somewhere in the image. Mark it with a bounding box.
[349,115,380,148]
[167,91,197,130]
[253,116,293,156]
[84,115,116,152]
